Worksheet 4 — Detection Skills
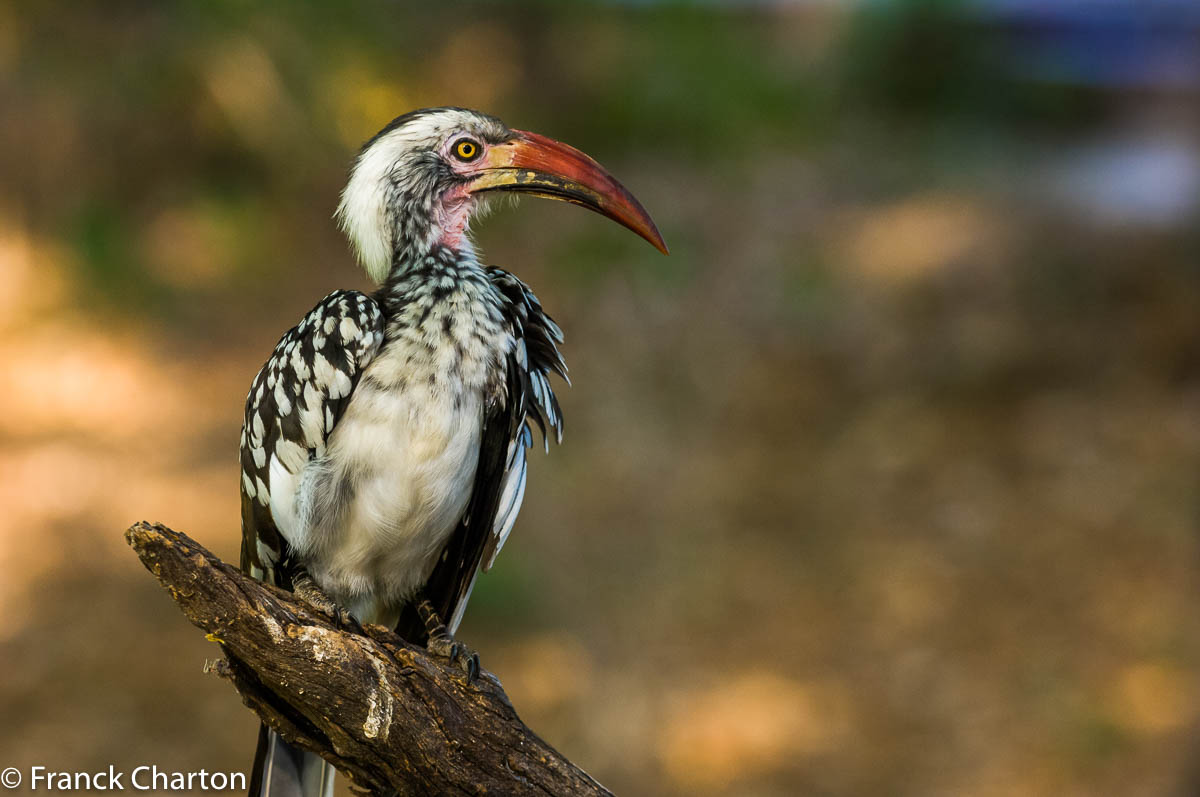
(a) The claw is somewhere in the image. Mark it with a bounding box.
[429,635,480,682]
[336,608,367,637]
[294,571,365,638]
[417,597,481,683]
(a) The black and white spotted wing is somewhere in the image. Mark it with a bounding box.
[480,268,567,569]
[239,290,385,584]
[410,267,567,636]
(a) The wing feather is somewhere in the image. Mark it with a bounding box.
[238,290,385,586]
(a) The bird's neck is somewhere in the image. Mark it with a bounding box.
[385,186,477,277]
[376,244,486,318]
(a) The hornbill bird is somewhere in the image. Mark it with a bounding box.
[237,107,666,797]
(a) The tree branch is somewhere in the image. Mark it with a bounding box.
[125,521,613,797]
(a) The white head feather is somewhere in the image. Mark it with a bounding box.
[335,108,509,283]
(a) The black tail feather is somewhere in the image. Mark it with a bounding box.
[248,724,332,797]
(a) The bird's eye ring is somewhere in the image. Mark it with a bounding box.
[453,139,481,161]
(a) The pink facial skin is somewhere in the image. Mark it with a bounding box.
[435,138,491,251]
[434,183,474,251]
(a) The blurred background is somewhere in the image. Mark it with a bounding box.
[2,1,1199,795]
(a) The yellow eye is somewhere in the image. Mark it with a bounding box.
[454,139,480,161]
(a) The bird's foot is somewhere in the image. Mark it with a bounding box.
[293,571,366,637]
[427,630,480,682]
[416,598,480,682]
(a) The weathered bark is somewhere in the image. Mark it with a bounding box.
[125,521,613,796]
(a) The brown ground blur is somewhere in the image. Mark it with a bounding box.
[2,3,1199,796]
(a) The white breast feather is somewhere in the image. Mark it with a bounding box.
[285,288,513,624]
